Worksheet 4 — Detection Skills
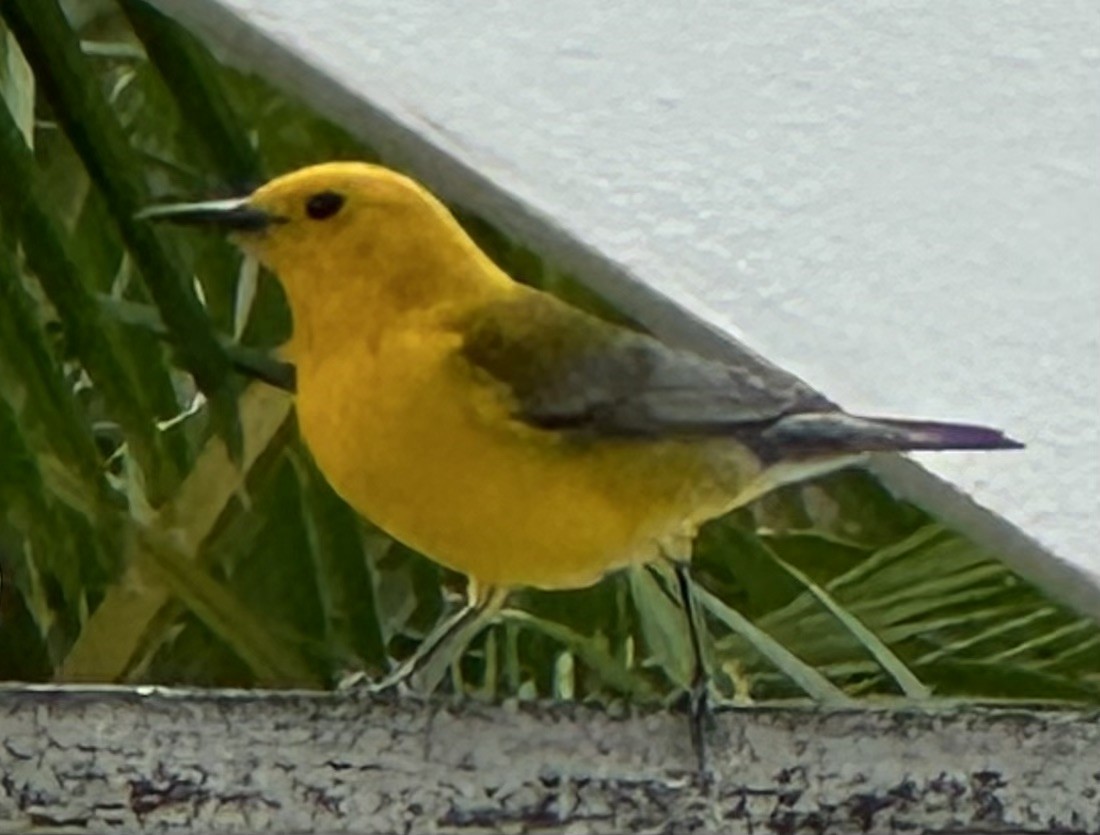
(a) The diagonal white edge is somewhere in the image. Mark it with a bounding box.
[146,0,1100,619]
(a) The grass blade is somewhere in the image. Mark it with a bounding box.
[628,566,695,689]
[290,449,386,672]
[2,0,240,457]
[504,609,658,702]
[0,98,174,498]
[761,543,931,698]
[693,583,853,704]
[136,524,320,686]
[120,0,262,186]
[56,384,293,682]
[98,293,296,391]
[0,245,113,509]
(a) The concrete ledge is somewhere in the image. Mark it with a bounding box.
[0,685,1097,833]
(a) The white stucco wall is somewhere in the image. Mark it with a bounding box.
[150,1,1100,612]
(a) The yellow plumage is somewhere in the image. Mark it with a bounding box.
[259,164,759,588]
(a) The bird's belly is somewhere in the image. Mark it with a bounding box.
[294,336,754,590]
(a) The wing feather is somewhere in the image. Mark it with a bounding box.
[457,291,831,446]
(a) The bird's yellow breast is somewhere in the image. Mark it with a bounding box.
[290,319,755,590]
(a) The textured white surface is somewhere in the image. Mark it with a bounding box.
[151,1,1100,606]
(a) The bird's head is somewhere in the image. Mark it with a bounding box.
[142,162,508,317]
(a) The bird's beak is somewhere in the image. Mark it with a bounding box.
[137,197,283,232]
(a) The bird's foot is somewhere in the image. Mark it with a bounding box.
[680,678,713,783]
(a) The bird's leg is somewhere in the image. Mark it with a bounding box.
[673,560,711,777]
[366,583,508,695]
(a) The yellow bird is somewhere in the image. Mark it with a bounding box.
[146,162,1020,760]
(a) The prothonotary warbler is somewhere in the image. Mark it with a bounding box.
[144,162,1022,767]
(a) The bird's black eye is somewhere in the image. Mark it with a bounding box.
[304,190,345,220]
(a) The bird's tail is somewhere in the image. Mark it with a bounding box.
[762,412,1024,455]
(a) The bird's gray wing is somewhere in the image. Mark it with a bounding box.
[456,291,833,452]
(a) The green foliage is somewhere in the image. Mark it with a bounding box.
[1,1,1097,710]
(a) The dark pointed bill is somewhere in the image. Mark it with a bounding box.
[137,197,282,231]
